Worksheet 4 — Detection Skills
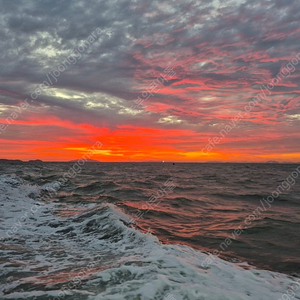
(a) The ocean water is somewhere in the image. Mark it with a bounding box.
[0,161,300,300]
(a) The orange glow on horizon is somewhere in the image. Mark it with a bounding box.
[0,114,299,163]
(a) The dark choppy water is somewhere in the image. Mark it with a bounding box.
[0,162,300,299]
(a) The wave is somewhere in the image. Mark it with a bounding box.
[0,175,299,300]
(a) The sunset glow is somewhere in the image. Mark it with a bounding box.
[0,1,299,162]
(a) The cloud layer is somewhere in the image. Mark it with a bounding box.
[0,0,299,161]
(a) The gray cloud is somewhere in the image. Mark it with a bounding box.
[0,0,299,143]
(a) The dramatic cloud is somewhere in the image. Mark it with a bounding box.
[0,0,299,161]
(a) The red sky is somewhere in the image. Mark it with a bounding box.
[0,0,300,162]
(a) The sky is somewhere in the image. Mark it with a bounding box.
[0,0,300,162]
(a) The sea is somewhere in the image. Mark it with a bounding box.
[0,161,299,300]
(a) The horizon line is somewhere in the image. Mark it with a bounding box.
[0,158,299,164]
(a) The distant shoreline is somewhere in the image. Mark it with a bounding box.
[0,159,298,164]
